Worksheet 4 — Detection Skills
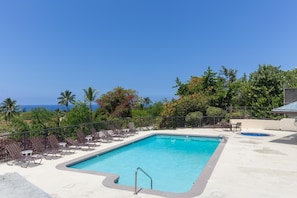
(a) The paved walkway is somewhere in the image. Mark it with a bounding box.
[1,128,297,198]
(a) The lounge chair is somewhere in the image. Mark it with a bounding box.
[90,127,103,143]
[234,122,242,131]
[76,130,97,149]
[221,121,232,131]
[128,122,138,135]
[5,142,43,168]
[98,130,113,143]
[64,137,82,150]
[47,134,71,155]
[113,125,130,138]
[29,136,58,159]
[107,130,125,141]
[109,126,126,140]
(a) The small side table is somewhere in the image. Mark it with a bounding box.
[21,150,33,156]
[58,142,67,147]
[85,136,93,142]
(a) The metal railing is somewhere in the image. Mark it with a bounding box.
[0,116,227,161]
[134,167,153,194]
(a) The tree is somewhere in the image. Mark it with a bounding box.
[57,90,76,111]
[0,98,21,123]
[283,68,297,88]
[30,108,53,130]
[161,93,209,117]
[217,66,239,109]
[83,86,99,120]
[96,87,138,118]
[62,102,90,126]
[138,97,152,109]
[247,64,284,117]
[201,66,218,95]
[173,77,190,96]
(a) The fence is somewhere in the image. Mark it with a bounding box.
[0,116,227,161]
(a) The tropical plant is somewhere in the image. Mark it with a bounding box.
[83,86,99,120]
[0,98,21,123]
[30,108,53,130]
[57,90,76,111]
[61,102,90,127]
[10,117,30,132]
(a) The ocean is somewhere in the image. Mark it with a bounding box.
[20,104,99,112]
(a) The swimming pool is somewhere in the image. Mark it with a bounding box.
[58,133,226,197]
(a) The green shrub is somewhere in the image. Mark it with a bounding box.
[206,106,225,116]
[185,111,203,127]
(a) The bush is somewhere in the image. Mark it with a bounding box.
[206,106,225,116]
[185,111,203,127]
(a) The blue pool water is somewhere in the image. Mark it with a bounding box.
[69,135,220,193]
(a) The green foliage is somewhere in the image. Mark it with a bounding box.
[19,111,32,120]
[173,77,190,96]
[201,66,218,95]
[10,117,30,132]
[57,90,76,111]
[147,102,163,117]
[62,102,90,126]
[206,106,225,116]
[0,98,21,123]
[83,86,99,121]
[166,64,294,120]
[30,108,53,130]
[49,109,66,128]
[283,68,297,88]
[185,111,203,127]
[132,101,163,118]
[247,64,284,117]
[162,93,209,117]
[132,109,150,118]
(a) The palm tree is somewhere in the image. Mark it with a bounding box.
[0,98,21,123]
[83,87,99,120]
[57,90,76,111]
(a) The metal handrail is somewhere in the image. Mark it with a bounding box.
[134,167,153,194]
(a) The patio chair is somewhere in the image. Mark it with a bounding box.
[76,130,97,148]
[112,125,130,138]
[234,122,242,131]
[109,126,126,140]
[128,122,138,135]
[220,121,232,131]
[98,130,113,143]
[5,142,43,168]
[47,134,71,155]
[90,127,103,143]
[29,136,58,159]
[107,130,124,141]
[64,137,82,150]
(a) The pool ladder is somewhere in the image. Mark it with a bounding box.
[134,167,153,194]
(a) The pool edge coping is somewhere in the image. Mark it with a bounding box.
[56,132,227,198]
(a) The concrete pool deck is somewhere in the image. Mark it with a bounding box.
[1,128,297,198]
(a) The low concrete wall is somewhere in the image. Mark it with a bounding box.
[231,118,297,132]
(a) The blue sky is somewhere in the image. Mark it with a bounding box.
[0,0,296,105]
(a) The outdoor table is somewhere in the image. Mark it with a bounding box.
[21,150,33,156]
[58,142,67,147]
[85,136,93,142]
